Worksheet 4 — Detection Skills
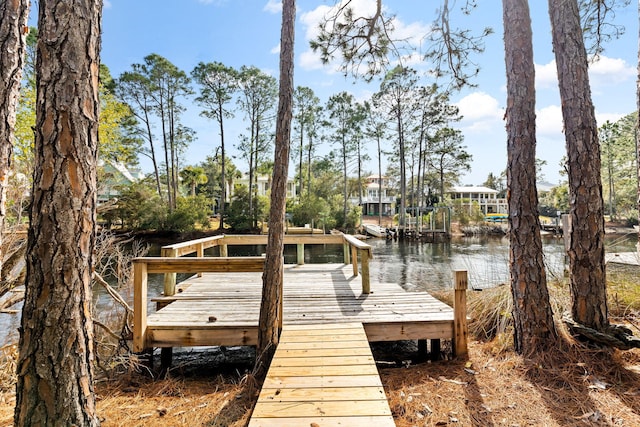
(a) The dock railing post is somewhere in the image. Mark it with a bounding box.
[197,243,204,277]
[361,249,370,294]
[133,261,148,353]
[161,247,178,296]
[351,246,359,277]
[296,243,304,265]
[453,270,469,358]
[343,242,350,265]
[219,241,228,257]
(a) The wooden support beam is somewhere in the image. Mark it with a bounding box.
[160,348,173,373]
[219,243,228,257]
[453,270,468,359]
[196,243,204,277]
[133,261,148,353]
[351,246,359,277]
[343,242,350,265]
[361,249,370,294]
[430,339,441,361]
[296,243,304,265]
[417,339,427,360]
[161,247,178,296]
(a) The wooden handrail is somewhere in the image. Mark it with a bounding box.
[158,233,373,294]
[162,235,225,255]
[342,234,373,293]
[132,256,266,273]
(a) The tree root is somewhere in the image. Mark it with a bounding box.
[562,312,640,350]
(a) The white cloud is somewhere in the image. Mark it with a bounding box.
[263,0,282,14]
[271,43,280,55]
[299,49,326,71]
[104,0,112,8]
[536,104,563,136]
[589,55,635,86]
[595,111,625,127]
[392,19,431,53]
[456,92,503,132]
[534,106,626,138]
[535,61,558,89]
[535,55,634,92]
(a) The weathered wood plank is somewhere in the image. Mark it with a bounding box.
[149,327,257,347]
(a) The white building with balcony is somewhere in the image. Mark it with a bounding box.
[448,186,507,215]
[350,175,395,216]
[236,174,297,199]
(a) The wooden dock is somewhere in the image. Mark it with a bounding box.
[133,233,469,355]
[135,263,464,351]
[131,234,469,425]
[248,322,395,427]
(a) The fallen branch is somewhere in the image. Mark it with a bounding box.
[93,272,132,314]
[562,312,640,350]
[93,318,121,341]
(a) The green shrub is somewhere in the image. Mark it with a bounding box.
[226,186,266,231]
[103,183,211,232]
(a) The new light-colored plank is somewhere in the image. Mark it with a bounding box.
[258,386,386,401]
[262,374,385,389]
[249,323,394,427]
[251,399,392,418]
[273,347,374,358]
[270,355,374,367]
[248,415,395,427]
[266,364,380,377]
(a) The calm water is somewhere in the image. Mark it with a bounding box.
[1,233,636,346]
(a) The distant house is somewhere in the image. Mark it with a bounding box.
[448,186,507,215]
[349,175,395,216]
[236,174,297,199]
[97,160,144,204]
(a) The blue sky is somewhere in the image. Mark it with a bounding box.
[54,1,640,185]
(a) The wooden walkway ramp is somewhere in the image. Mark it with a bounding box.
[249,322,395,427]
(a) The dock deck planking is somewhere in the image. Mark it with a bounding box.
[144,263,455,348]
[248,322,395,427]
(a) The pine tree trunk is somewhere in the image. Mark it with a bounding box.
[636,0,640,254]
[256,0,295,378]
[0,0,29,278]
[15,1,102,425]
[219,101,226,230]
[503,0,557,354]
[548,0,608,330]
